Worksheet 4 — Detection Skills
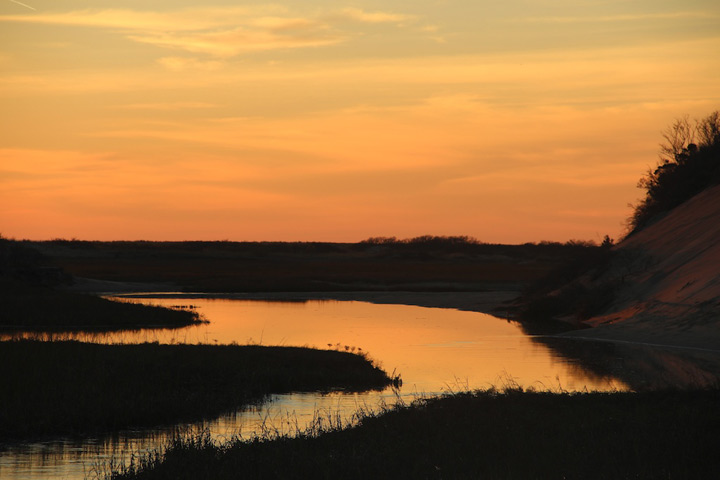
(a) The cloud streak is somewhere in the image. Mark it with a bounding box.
[8,0,35,11]
[0,6,414,56]
[515,11,720,24]
[331,8,413,24]
[129,25,345,57]
[0,7,284,30]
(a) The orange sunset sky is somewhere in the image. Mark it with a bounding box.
[1,0,719,243]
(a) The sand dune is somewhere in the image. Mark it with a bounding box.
[565,184,720,351]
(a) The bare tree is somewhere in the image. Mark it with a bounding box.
[659,115,694,164]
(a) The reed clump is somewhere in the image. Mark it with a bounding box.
[0,278,203,331]
[107,387,720,479]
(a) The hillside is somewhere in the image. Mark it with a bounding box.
[563,183,720,351]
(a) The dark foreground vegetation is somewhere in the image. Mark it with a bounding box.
[108,388,720,480]
[0,340,392,442]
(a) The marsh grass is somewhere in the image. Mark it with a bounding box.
[0,340,392,442]
[1,240,201,331]
[0,278,202,331]
[106,387,720,479]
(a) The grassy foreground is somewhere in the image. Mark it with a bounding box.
[0,340,392,442]
[109,388,720,480]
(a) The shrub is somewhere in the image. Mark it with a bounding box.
[628,111,720,234]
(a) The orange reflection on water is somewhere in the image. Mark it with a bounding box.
[109,298,626,393]
[0,298,627,480]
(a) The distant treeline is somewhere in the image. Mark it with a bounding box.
[26,235,603,257]
[1,236,608,294]
[356,235,606,257]
[361,235,483,245]
[16,235,609,271]
[361,235,600,248]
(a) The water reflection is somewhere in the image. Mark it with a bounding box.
[2,298,627,392]
[0,390,400,480]
[533,335,720,391]
[1,298,627,480]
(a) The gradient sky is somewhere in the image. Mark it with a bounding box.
[1,0,719,243]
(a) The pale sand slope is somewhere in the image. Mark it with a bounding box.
[562,184,720,352]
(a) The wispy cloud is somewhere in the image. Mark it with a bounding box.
[0,6,285,30]
[331,8,413,24]
[515,11,719,24]
[0,6,414,56]
[113,101,217,111]
[8,0,35,11]
[156,56,225,71]
[129,25,345,57]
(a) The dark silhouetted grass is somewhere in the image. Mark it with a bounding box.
[108,387,720,480]
[0,278,203,330]
[0,340,392,442]
[1,238,200,331]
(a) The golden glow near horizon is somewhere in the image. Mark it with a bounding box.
[1,0,719,242]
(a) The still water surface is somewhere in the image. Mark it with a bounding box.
[1,298,626,480]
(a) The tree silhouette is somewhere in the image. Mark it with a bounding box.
[629,111,720,234]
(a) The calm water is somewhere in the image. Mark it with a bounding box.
[1,298,626,480]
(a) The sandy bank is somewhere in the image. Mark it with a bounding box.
[556,184,720,353]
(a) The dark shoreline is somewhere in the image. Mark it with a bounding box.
[107,289,521,317]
